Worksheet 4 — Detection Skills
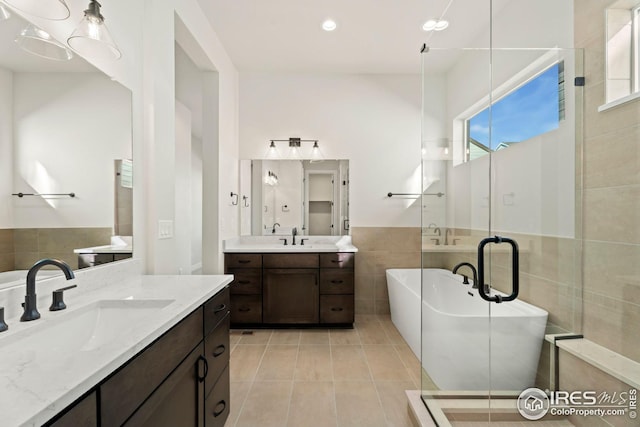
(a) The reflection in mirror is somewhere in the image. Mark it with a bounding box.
[246,160,349,236]
[0,10,133,289]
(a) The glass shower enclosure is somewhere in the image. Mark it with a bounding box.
[419,45,584,425]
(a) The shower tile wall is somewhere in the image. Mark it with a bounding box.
[351,227,421,315]
[0,229,15,272]
[7,228,113,271]
[576,0,640,364]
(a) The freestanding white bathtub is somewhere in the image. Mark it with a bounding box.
[386,268,548,391]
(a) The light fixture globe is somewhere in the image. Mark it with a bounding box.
[15,23,74,61]
[322,19,337,31]
[422,19,438,31]
[0,4,11,21]
[434,20,449,31]
[3,0,70,20]
[67,0,122,61]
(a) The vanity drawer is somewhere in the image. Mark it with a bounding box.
[230,295,262,324]
[228,269,262,295]
[320,295,354,324]
[263,253,319,268]
[225,253,262,269]
[204,287,230,336]
[319,269,354,294]
[205,314,230,397]
[205,366,230,427]
[100,307,203,427]
[320,253,354,269]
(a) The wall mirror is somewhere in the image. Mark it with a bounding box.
[0,10,133,288]
[241,159,349,236]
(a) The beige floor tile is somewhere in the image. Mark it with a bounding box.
[330,328,362,345]
[300,329,330,345]
[295,345,333,381]
[393,344,421,387]
[236,330,273,345]
[334,381,387,427]
[332,345,372,381]
[357,320,392,345]
[363,345,412,381]
[287,381,338,427]
[374,380,417,427]
[255,345,298,380]
[379,317,409,345]
[235,381,293,427]
[269,329,301,345]
[227,381,252,427]
[229,344,267,382]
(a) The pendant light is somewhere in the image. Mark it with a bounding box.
[2,0,70,21]
[67,0,121,61]
[0,4,11,21]
[15,23,74,61]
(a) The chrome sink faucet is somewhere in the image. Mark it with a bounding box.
[292,227,298,245]
[21,259,75,322]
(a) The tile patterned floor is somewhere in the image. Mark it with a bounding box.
[226,314,420,427]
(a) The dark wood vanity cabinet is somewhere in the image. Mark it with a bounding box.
[225,252,354,327]
[44,287,231,427]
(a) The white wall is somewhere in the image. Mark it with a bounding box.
[0,69,13,228]
[239,73,424,228]
[11,72,131,228]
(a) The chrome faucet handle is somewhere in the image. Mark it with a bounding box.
[0,307,8,332]
[49,284,78,311]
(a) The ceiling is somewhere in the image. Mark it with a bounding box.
[198,0,512,74]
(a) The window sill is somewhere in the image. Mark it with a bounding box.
[598,91,640,112]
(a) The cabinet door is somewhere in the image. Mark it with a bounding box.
[124,343,205,427]
[46,391,97,427]
[263,269,319,323]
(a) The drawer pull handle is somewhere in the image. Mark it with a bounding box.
[213,344,226,357]
[330,260,340,263]
[197,355,208,382]
[330,280,344,284]
[331,307,344,312]
[213,304,227,313]
[238,260,252,264]
[238,280,251,285]
[238,307,251,312]
[213,400,226,417]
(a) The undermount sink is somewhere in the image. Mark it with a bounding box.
[2,299,174,354]
[222,235,358,253]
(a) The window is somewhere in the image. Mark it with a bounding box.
[465,62,564,161]
[603,1,640,108]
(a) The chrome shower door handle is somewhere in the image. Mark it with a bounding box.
[476,235,519,303]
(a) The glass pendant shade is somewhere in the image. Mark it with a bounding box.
[67,1,121,61]
[15,24,74,61]
[3,0,70,20]
[0,4,11,21]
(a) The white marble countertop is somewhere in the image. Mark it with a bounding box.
[0,273,233,427]
[73,244,134,254]
[223,235,358,253]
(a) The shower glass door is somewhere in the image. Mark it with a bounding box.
[420,45,584,425]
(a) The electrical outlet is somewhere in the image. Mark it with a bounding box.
[158,220,174,239]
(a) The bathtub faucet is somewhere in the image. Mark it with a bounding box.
[452,262,477,287]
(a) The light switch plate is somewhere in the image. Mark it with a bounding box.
[158,220,174,239]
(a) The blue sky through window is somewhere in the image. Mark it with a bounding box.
[468,63,560,151]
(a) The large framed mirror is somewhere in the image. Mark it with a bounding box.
[241,159,349,236]
[0,10,133,289]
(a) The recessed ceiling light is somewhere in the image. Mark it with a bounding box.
[322,19,337,31]
[422,19,449,32]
